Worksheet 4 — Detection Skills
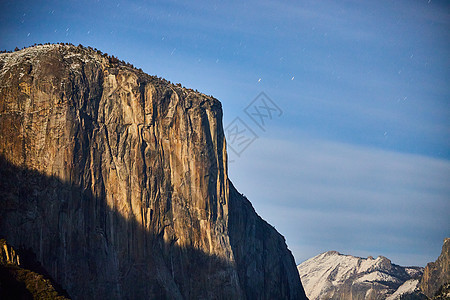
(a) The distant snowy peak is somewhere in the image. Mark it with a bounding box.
[297,251,424,300]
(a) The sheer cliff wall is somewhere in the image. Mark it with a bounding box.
[0,44,306,299]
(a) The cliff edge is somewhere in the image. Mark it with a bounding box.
[0,44,306,299]
[420,238,450,298]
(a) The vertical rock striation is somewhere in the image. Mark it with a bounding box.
[420,238,450,298]
[0,239,20,266]
[0,44,306,299]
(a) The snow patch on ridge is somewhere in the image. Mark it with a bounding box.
[386,279,420,300]
[355,271,399,284]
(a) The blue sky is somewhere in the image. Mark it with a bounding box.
[1,0,449,266]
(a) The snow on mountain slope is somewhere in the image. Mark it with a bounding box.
[297,251,424,300]
[386,279,421,300]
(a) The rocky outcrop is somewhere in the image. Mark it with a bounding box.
[0,44,306,299]
[297,251,424,300]
[0,239,20,266]
[420,238,450,298]
[0,239,70,299]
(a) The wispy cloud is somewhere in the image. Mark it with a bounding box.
[229,134,450,266]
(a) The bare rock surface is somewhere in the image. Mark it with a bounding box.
[0,44,306,299]
[420,238,450,298]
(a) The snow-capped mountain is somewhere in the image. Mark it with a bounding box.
[297,251,424,300]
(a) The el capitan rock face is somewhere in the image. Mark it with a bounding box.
[0,44,307,299]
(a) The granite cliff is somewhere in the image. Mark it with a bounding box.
[420,238,450,298]
[0,44,307,299]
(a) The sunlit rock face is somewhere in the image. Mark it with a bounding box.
[420,238,450,298]
[0,44,306,299]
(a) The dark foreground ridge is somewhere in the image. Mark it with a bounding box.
[0,44,307,299]
[0,238,70,299]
